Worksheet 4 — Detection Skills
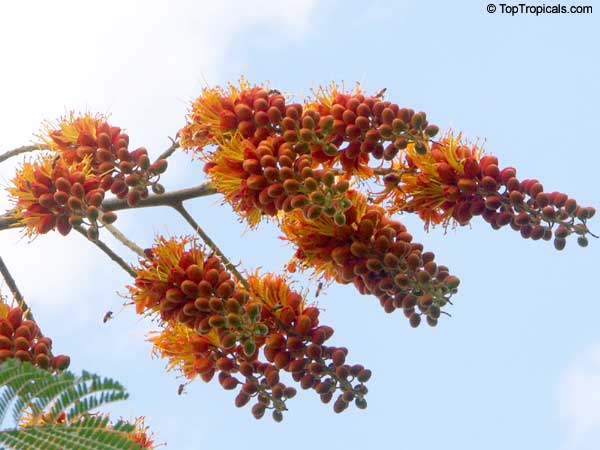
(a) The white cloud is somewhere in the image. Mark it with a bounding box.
[0,0,317,309]
[0,0,317,147]
[558,343,600,450]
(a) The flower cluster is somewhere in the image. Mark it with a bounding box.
[378,132,596,249]
[18,412,156,449]
[126,417,156,449]
[181,80,595,252]
[133,236,369,419]
[282,190,458,327]
[246,273,370,414]
[0,301,70,371]
[9,155,111,238]
[42,113,168,205]
[204,135,351,226]
[9,113,168,238]
[180,81,439,226]
[305,83,438,175]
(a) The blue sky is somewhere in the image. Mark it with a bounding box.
[0,1,599,449]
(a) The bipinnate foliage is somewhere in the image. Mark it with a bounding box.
[0,359,143,450]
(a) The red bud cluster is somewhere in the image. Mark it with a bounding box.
[130,237,261,344]
[9,114,168,238]
[382,133,596,250]
[306,84,438,175]
[44,114,168,208]
[9,156,110,237]
[137,237,369,419]
[205,136,352,226]
[180,81,439,224]
[282,191,457,327]
[0,306,70,371]
[246,274,369,415]
[181,82,437,176]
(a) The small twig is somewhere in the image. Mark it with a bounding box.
[0,256,23,304]
[103,223,146,258]
[74,226,136,278]
[0,255,38,324]
[172,202,250,290]
[156,138,180,161]
[0,145,45,164]
[0,211,18,232]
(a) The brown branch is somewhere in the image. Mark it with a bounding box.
[103,223,146,258]
[156,138,180,161]
[0,255,38,324]
[172,202,250,290]
[0,145,46,164]
[0,213,18,231]
[101,183,217,212]
[74,226,137,278]
[0,183,218,232]
[0,255,24,304]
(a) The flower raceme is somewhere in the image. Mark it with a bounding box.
[127,236,244,327]
[8,113,168,239]
[9,155,110,238]
[181,80,595,250]
[149,321,298,421]
[133,236,370,419]
[378,132,596,249]
[41,113,168,206]
[304,83,437,173]
[246,273,371,415]
[203,134,351,227]
[180,80,439,226]
[181,81,437,174]
[282,190,458,327]
[0,299,70,372]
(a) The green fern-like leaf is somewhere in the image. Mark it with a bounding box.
[0,360,144,450]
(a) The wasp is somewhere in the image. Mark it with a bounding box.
[375,88,387,98]
[102,311,113,323]
[315,282,324,298]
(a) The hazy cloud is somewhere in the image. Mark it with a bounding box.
[0,0,317,309]
[558,343,600,450]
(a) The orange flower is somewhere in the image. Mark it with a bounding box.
[128,235,207,315]
[282,189,458,326]
[180,78,269,153]
[0,292,10,319]
[7,155,101,237]
[18,411,67,429]
[304,82,375,179]
[149,322,220,380]
[39,112,114,164]
[246,271,306,318]
[0,300,70,371]
[380,131,483,229]
[280,190,368,280]
[304,81,364,115]
[204,135,266,226]
[127,417,157,449]
[20,412,158,449]
[38,112,167,209]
